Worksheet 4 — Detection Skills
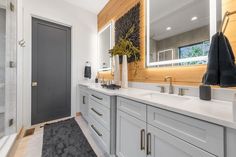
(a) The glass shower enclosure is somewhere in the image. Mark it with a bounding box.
[0,0,17,140]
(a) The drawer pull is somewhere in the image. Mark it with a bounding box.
[92,94,103,100]
[147,133,151,155]
[140,129,145,150]
[91,125,102,137]
[91,108,103,117]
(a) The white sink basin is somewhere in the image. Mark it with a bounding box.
[139,93,191,105]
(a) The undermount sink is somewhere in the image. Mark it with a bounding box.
[139,93,191,105]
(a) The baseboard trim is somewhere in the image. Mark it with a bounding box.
[76,112,82,117]
[6,128,24,157]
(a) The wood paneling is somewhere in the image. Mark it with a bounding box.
[97,0,236,86]
[223,0,236,54]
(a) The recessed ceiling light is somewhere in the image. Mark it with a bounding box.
[166,27,172,31]
[191,16,198,21]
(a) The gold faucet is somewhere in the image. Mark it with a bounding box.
[164,76,174,94]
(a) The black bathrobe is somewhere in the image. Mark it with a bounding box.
[203,32,236,87]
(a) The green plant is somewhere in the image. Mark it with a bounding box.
[109,25,140,63]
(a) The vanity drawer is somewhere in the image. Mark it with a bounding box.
[89,99,110,130]
[89,90,110,108]
[117,97,146,122]
[147,106,224,157]
[89,116,110,153]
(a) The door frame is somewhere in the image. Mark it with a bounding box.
[21,9,78,127]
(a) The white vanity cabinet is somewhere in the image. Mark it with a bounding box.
[116,97,224,157]
[147,125,216,157]
[87,89,117,156]
[79,85,89,122]
[116,110,146,157]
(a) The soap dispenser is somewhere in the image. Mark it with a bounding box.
[199,85,211,100]
[233,93,236,121]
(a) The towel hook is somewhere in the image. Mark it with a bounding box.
[220,10,236,34]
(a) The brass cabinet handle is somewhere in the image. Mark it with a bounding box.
[91,125,102,137]
[91,108,103,117]
[147,133,151,155]
[140,129,145,150]
[91,94,103,100]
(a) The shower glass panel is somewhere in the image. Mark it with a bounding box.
[0,4,6,139]
[0,0,17,139]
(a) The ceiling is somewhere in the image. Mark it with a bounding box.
[63,0,109,14]
[150,0,211,40]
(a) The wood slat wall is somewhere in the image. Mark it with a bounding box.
[223,0,236,54]
[97,0,236,86]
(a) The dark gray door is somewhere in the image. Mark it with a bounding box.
[32,18,71,125]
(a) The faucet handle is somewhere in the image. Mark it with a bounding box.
[157,86,165,93]
[178,88,189,96]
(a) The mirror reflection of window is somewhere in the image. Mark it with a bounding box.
[178,41,209,65]
[147,0,220,67]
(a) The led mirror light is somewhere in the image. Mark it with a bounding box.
[191,16,198,21]
[146,0,220,67]
[166,27,172,31]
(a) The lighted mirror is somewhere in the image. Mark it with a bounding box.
[146,0,222,67]
[98,22,114,71]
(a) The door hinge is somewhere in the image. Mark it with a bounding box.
[9,119,14,127]
[10,2,14,12]
[9,61,16,68]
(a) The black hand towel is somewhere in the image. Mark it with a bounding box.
[202,33,220,85]
[218,32,236,87]
[84,66,91,79]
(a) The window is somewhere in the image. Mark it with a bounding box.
[178,41,210,65]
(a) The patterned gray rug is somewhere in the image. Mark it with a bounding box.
[42,118,97,157]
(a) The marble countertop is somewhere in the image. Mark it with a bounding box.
[79,83,236,129]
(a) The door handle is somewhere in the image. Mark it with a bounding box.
[32,81,38,87]
[140,129,145,150]
[147,133,151,155]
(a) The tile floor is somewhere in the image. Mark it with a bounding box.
[9,116,107,157]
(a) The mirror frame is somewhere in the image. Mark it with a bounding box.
[98,22,114,71]
[146,0,220,67]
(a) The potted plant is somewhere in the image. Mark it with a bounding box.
[109,25,140,75]
[109,25,140,64]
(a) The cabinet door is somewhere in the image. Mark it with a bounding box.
[117,111,146,157]
[147,125,216,157]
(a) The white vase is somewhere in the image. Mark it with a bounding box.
[122,55,128,88]
[114,55,120,85]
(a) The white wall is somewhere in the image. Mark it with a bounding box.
[0,0,6,8]
[18,0,97,127]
